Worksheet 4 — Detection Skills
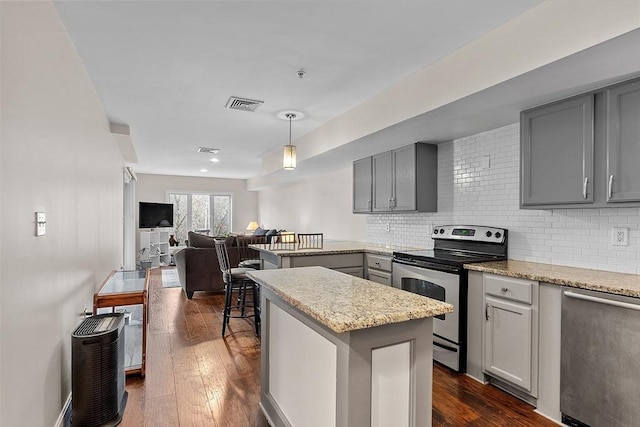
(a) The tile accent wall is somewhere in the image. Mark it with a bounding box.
[366,123,640,274]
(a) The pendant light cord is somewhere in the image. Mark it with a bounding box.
[286,113,296,146]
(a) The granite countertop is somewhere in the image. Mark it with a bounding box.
[249,240,422,257]
[247,266,452,334]
[466,260,640,298]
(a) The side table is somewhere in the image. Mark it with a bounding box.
[94,270,148,376]
[169,245,186,265]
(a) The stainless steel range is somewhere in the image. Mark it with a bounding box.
[392,225,508,372]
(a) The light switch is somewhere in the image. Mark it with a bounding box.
[36,212,46,236]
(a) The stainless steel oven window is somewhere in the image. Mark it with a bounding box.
[401,278,446,320]
[392,262,460,344]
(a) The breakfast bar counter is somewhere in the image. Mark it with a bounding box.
[249,241,422,277]
[249,240,420,258]
[247,266,452,427]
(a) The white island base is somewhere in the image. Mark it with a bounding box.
[259,285,435,427]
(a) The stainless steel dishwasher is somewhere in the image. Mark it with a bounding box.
[561,287,640,427]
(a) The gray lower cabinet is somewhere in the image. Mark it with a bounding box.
[521,75,640,209]
[354,142,437,213]
[606,78,640,203]
[353,157,373,213]
[287,253,364,278]
[483,274,538,399]
[365,253,392,285]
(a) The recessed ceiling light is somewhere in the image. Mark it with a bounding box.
[200,169,208,173]
[209,157,220,163]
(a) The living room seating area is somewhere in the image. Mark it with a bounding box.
[174,231,266,299]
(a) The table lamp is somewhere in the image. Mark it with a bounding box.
[245,221,259,235]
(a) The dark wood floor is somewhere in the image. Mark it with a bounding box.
[121,267,558,427]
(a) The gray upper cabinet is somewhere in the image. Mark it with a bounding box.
[606,79,640,203]
[392,144,418,211]
[521,94,594,207]
[354,142,437,213]
[353,157,373,212]
[521,75,640,209]
[372,150,393,212]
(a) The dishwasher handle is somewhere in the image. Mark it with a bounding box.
[564,290,640,312]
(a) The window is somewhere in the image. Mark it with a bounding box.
[167,192,232,244]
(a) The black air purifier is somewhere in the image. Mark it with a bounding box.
[72,313,128,427]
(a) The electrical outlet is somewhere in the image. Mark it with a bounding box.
[35,212,46,236]
[385,223,390,232]
[611,227,628,246]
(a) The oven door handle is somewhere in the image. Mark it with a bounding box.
[392,258,461,274]
[433,341,458,353]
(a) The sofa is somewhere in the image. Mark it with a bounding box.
[174,231,265,299]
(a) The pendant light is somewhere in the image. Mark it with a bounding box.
[283,113,297,170]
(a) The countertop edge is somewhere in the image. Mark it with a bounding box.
[248,268,453,334]
[465,261,640,298]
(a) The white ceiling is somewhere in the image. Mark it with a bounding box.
[54,0,544,179]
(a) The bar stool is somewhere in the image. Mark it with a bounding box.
[214,239,261,337]
[237,235,264,270]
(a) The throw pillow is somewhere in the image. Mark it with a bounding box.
[254,227,267,236]
[265,228,278,243]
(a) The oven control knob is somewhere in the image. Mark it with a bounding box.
[433,229,438,234]
[439,228,445,234]
[485,231,492,238]
[495,232,502,239]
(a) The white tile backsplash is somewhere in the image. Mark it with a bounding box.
[366,123,640,274]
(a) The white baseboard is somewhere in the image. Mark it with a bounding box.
[465,372,488,385]
[534,408,566,426]
[54,393,72,427]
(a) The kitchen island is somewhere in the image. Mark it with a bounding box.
[246,266,452,427]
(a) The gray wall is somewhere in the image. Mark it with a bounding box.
[1,2,124,425]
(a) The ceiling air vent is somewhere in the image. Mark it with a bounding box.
[225,96,264,112]
[197,147,220,154]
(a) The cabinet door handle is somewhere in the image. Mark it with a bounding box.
[608,174,614,199]
[485,304,490,321]
[501,287,508,293]
[583,176,588,199]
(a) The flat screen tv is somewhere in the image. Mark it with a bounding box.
[139,202,174,228]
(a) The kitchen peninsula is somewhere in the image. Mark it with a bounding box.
[249,241,418,279]
[247,266,452,427]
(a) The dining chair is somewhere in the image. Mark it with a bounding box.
[297,233,323,249]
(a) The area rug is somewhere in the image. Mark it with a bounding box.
[161,268,181,288]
